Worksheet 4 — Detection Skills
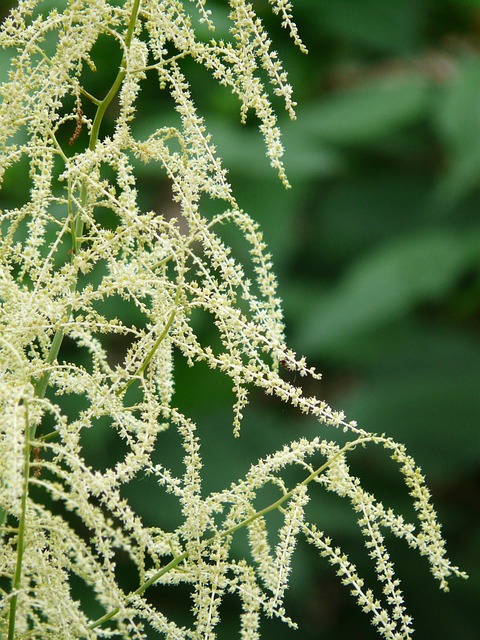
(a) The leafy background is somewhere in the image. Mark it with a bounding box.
[1,0,479,638]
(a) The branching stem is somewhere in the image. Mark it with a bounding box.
[32,0,142,404]
[87,436,368,632]
[7,3,143,636]
[7,401,31,640]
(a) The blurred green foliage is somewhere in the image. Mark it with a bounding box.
[1,1,479,638]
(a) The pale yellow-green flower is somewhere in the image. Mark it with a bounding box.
[0,1,466,638]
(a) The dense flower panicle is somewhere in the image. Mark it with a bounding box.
[0,1,466,638]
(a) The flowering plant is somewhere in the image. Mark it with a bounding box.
[0,1,465,638]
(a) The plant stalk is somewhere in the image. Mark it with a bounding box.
[7,3,143,636]
[33,0,142,404]
[7,402,31,640]
[88,436,367,632]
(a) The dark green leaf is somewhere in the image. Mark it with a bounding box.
[296,228,480,351]
[298,74,430,146]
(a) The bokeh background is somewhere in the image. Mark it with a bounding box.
[1,1,479,638]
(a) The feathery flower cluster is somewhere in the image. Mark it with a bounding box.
[0,1,466,638]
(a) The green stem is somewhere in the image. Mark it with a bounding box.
[117,281,182,397]
[7,3,143,636]
[32,0,142,404]
[89,0,141,151]
[7,401,31,640]
[88,436,368,632]
[39,279,179,442]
